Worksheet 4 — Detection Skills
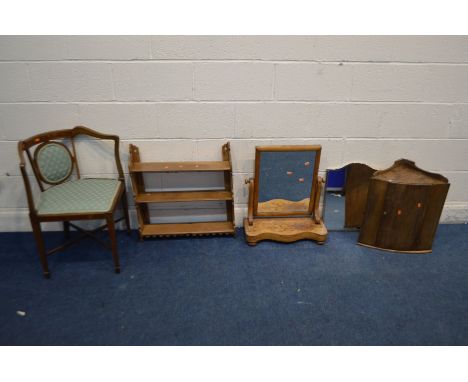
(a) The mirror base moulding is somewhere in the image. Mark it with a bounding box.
[244,217,327,246]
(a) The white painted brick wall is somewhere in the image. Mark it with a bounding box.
[0,63,31,101]
[351,64,468,102]
[0,104,80,140]
[0,36,467,232]
[28,63,114,101]
[149,36,468,62]
[156,103,236,138]
[276,63,353,101]
[113,63,193,101]
[194,63,274,100]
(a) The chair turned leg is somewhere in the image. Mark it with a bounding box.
[107,215,121,274]
[30,216,50,279]
[63,221,70,240]
[121,190,131,236]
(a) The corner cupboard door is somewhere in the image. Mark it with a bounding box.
[375,184,429,251]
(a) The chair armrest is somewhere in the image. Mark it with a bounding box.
[72,126,125,181]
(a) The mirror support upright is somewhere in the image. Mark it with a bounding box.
[245,178,255,226]
[313,176,325,224]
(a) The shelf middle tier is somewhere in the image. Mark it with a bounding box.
[135,190,233,203]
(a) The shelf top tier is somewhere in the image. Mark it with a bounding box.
[129,160,231,173]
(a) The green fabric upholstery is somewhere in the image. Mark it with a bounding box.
[36,142,73,184]
[37,178,121,215]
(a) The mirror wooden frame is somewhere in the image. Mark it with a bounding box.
[244,145,327,245]
[253,145,322,217]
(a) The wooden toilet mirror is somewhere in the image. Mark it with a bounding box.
[244,145,328,245]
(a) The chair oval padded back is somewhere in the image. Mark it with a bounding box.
[34,142,73,184]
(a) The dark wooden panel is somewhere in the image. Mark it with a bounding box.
[415,183,450,250]
[344,163,376,228]
[358,179,388,246]
[376,184,429,251]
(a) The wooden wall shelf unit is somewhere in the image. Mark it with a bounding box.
[358,159,449,254]
[129,142,235,239]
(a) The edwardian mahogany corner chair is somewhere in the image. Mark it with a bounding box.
[18,126,131,278]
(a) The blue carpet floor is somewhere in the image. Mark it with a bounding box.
[0,225,467,345]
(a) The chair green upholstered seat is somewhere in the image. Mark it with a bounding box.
[37,178,122,216]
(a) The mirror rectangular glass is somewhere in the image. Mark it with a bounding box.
[254,146,321,216]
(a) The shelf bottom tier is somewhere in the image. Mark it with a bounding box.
[140,221,235,237]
